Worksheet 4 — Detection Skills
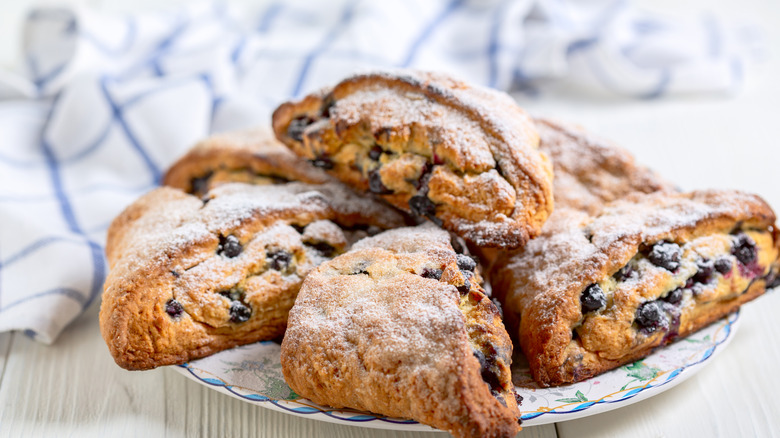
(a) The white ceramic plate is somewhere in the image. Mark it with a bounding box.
[172,311,739,430]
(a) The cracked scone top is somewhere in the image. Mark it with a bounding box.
[100,182,405,370]
[490,190,780,386]
[272,70,554,248]
[281,225,522,438]
[534,118,676,215]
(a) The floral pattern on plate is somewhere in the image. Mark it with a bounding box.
[172,311,739,429]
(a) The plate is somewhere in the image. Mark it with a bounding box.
[172,311,739,430]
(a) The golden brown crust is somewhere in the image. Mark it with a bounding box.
[535,118,676,214]
[100,183,405,370]
[281,225,521,437]
[491,190,780,386]
[163,128,330,197]
[272,70,554,249]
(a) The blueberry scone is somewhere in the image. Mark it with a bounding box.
[281,225,522,437]
[272,70,554,248]
[163,128,329,197]
[490,190,780,386]
[100,182,405,370]
[535,118,675,215]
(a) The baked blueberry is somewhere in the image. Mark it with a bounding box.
[190,173,212,196]
[287,116,314,141]
[635,301,667,333]
[218,235,242,258]
[229,300,252,323]
[421,268,443,280]
[580,284,606,313]
[732,233,757,265]
[714,257,732,274]
[457,254,477,272]
[368,145,383,161]
[307,241,337,257]
[663,288,683,305]
[368,170,392,194]
[165,299,184,318]
[267,249,292,271]
[409,194,438,221]
[647,241,682,271]
[693,259,714,284]
[613,265,635,281]
[310,157,334,169]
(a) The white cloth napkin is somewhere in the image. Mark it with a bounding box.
[0,0,759,343]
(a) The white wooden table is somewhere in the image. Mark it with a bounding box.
[2,0,779,437]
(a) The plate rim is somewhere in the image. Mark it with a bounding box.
[171,310,739,430]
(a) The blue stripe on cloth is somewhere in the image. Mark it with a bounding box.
[82,240,105,310]
[257,3,283,33]
[99,77,162,184]
[79,17,137,57]
[0,181,154,203]
[487,0,511,88]
[401,0,464,67]
[1,236,92,268]
[639,68,671,100]
[0,150,46,168]
[0,287,88,313]
[730,56,743,90]
[702,13,721,58]
[290,1,358,97]
[38,93,108,316]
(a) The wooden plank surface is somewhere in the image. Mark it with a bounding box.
[2,0,780,437]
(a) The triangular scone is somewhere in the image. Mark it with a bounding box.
[100,182,405,370]
[491,190,780,386]
[163,128,330,197]
[272,70,554,249]
[281,225,521,437]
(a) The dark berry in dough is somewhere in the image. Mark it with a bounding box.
[310,157,334,169]
[409,194,437,219]
[165,299,184,318]
[420,268,443,280]
[218,235,242,258]
[732,233,757,265]
[647,241,682,271]
[307,241,337,257]
[268,249,292,271]
[287,116,314,141]
[229,301,252,323]
[456,254,477,272]
[693,259,714,284]
[368,145,383,161]
[580,284,606,313]
[714,257,732,274]
[635,301,667,333]
[368,170,392,194]
[663,288,683,305]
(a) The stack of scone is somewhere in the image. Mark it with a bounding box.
[100,71,780,438]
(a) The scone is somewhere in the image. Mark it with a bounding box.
[100,182,405,370]
[535,118,676,214]
[163,128,330,197]
[272,70,554,248]
[490,190,780,386]
[281,225,521,437]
